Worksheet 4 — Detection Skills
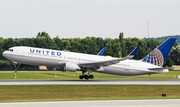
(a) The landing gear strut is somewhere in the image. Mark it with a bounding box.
[79,70,94,80]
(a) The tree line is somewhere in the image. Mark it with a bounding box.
[0,32,179,69]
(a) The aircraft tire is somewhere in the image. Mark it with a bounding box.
[89,75,94,79]
[84,75,89,80]
[79,75,83,79]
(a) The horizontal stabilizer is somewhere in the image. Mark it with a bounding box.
[148,67,175,70]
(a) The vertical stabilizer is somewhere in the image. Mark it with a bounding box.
[142,38,176,66]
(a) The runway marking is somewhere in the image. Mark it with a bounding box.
[0,80,180,85]
[1,99,180,107]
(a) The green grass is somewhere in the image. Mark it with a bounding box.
[0,85,180,102]
[1,71,180,102]
[0,70,180,80]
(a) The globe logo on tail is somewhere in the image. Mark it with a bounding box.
[142,49,164,66]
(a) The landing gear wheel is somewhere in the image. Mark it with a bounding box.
[89,75,94,79]
[79,75,83,79]
[84,75,89,80]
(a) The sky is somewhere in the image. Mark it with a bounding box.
[0,0,180,39]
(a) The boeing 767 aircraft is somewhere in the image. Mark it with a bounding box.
[2,38,176,79]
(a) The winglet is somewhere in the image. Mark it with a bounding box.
[97,47,107,56]
[129,46,140,56]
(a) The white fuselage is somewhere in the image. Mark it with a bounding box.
[2,46,168,76]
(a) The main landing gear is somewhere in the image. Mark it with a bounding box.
[79,75,94,80]
[79,70,94,80]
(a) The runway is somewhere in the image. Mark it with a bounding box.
[1,99,180,107]
[0,80,180,85]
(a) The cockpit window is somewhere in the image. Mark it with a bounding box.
[7,48,14,52]
[9,49,13,52]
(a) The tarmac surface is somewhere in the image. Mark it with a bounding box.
[1,99,180,107]
[0,80,180,85]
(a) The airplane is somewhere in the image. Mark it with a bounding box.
[2,38,176,79]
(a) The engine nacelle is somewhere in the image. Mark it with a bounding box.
[64,62,80,72]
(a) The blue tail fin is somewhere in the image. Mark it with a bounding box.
[142,38,176,66]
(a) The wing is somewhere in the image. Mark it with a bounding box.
[78,46,139,69]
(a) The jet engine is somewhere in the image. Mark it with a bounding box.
[64,62,80,72]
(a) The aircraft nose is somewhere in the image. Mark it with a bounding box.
[2,51,8,57]
[2,51,5,56]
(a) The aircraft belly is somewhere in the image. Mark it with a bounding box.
[96,67,150,76]
[99,67,129,76]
